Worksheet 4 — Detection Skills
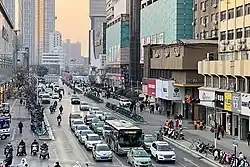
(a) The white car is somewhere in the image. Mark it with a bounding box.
[41,94,51,104]
[95,111,104,118]
[150,141,176,163]
[78,130,94,144]
[75,125,89,137]
[91,107,100,112]
[92,143,112,161]
[102,125,113,137]
[80,102,89,111]
[52,93,59,99]
[84,134,102,150]
[71,119,85,132]
[119,99,131,107]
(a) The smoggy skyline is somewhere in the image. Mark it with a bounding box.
[55,0,90,56]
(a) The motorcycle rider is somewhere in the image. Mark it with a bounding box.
[157,130,163,141]
[53,101,57,107]
[18,158,28,167]
[41,142,48,150]
[54,161,61,167]
[59,93,62,101]
[59,105,63,114]
[31,139,39,154]
[4,143,12,157]
[18,121,24,134]
[17,140,27,155]
[57,114,62,125]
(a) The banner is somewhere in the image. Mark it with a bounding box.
[224,92,232,111]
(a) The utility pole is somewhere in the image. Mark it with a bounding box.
[130,80,133,91]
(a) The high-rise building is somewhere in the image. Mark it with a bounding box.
[19,0,36,65]
[2,0,15,27]
[193,0,219,40]
[89,0,106,29]
[198,0,250,140]
[70,42,81,62]
[63,39,71,66]
[44,0,55,52]
[49,31,62,52]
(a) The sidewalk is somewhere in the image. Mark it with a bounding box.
[102,96,250,158]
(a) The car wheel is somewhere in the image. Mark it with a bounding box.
[156,155,159,162]
[127,159,130,164]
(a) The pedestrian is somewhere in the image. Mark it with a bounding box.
[220,125,225,138]
[167,110,170,117]
[179,119,183,128]
[247,131,250,146]
[193,120,197,130]
[18,121,23,134]
[175,119,179,129]
[139,103,144,112]
[199,121,203,130]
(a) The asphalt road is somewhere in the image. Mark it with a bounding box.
[60,84,217,167]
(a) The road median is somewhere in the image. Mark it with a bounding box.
[38,110,55,141]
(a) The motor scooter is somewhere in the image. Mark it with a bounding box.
[39,148,49,159]
[31,144,39,156]
[16,145,26,156]
[58,119,61,126]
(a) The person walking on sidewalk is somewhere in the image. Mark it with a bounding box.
[247,131,250,146]
[220,125,225,138]
[18,121,23,134]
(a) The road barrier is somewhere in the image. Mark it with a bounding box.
[85,93,104,103]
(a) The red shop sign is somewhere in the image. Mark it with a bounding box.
[147,79,156,97]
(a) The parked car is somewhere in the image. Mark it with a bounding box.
[92,143,112,161]
[119,99,131,107]
[142,134,156,152]
[127,147,152,166]
[150,141,176,163]
[71,119,85,132]
[78,130,94,144]
[75,125,89,137]
[84,134,102,150]
[69,113,82,126]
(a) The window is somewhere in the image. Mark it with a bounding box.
[236,28,243,39]
[146,36,151,44]
[194,4,197,11]
[200,1,207,10]
[227,30,234,40]
[157,33,164,44]
[204,16,209,24]
[220,11,226,21]
[245,4,250,15]
[205,31,209,38]
[220,31,226,40]
[236,6,243,17]
[151,35,157,44]
[211,29,218,37]
[228,9,234,19]
[241,51,249,60]
[245,27,250,38]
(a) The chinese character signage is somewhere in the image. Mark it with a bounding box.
[215,91,224,109]
[224,92,232,111]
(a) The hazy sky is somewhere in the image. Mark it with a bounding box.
[55,0,90,56]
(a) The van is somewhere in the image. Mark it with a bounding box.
[41,94,51,104]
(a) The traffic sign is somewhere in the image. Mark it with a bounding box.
[232,141,238,147]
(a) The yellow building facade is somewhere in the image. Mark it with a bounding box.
[198,0,250,140]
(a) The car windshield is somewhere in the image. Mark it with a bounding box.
[74,121,84,125]
[92,108,99,111]
[71,114,81,119]
[121,99,129,102]
[81,131,93,136]
[77,126,88,130]
[72,98,80,100]
[106,116,115,120]
[53,94,58,96]
[81,102,88,105]
[43,95,50,98]
[134,150,149,157]
[118,129,142,147]
[144,136,155,142]
[87,115,94,119]
[88,136,100,141]
[96,123,104,127]
[158,145,172,151]
[92,118,99,123]
[104,126,112,130]
[96,145,110,151]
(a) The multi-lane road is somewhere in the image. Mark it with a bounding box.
[0,83,220,167]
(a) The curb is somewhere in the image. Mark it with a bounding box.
[39,112,55,141]
[164,136,224,167]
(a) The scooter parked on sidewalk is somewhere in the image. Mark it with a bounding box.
[31,144,39,156]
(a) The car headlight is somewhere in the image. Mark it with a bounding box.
[172,154,176,158]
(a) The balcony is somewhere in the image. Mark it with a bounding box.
[198,60,250,76]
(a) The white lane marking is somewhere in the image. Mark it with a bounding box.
[11,128,16,141]
[112,153,126,167]
[53,148,59,160]
[10,99,18,113]
[176,159,187,167]
[183,157,199,167]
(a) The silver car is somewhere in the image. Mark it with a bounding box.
[92,143,112,161]
[71,119,85,132]
[75,125,89,138]
[78,130,94,144]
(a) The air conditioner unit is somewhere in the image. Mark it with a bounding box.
[225,40,229,45]
[213,4,217,8]
[237,39,242,44]
[241,44,246,50]
[202,8,206,12]
[237,45,242,50]
[195,33,199,38]
[221,40,226,45]
[213,20,218,25]
[192,22,195,26]
[229,45,234,50]
[241,38,246,43]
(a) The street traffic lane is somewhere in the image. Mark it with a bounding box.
[46,90,126,167]
[76,94,215,167]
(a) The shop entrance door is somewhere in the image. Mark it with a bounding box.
[241,118,249,140]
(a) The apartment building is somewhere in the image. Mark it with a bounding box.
[198,0,250,140]
[193,0,219,39]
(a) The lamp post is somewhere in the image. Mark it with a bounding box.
[13,30,21,73]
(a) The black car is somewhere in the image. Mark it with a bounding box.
[69,113,82,126]
[71,97,80,104]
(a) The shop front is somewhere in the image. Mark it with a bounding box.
[240,93,250,140]
[231,93,241,138]
[146,79,156,103]
[155,79,184,116]
[0,82,8,103]
[198,87,216,126]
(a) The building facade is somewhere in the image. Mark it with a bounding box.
[193,0,219,40]
[2,0,15,27]
[198,0,250,140]
[42,51,65,74]
[0,1,15,103]
[70,42,81,63]
[143,40,218,120]
[140,0,193,64]
[19,0,35,65]
[63,39,71,67]
[49,31,62,52]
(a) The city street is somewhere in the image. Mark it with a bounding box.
[62,85,218,167]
